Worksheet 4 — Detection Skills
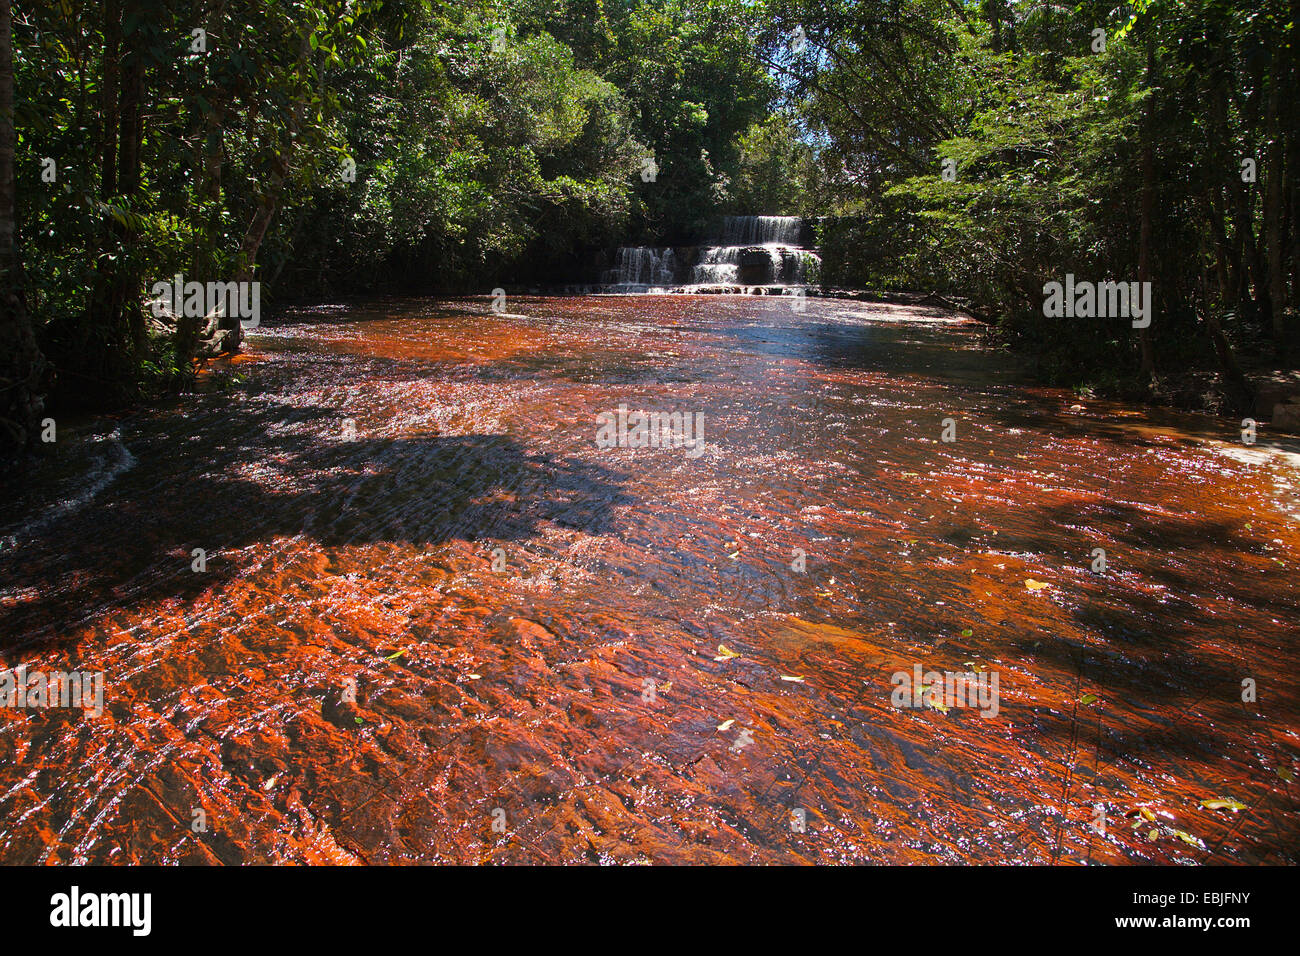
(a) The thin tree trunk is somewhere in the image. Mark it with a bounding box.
[99,0,120,194]
[114,10,147,357]
[1136,41,1157,380]
[0,0,47,453]
[1263,64,1288,362]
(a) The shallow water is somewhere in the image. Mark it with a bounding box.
[1,295,1297,864]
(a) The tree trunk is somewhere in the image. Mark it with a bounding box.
[99,0,120,195]
[79,0,147,402]
[1136,40,1157,380]
[1263,63,1289,363]
[0,0,47,453]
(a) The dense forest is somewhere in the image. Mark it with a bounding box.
[0,0,1296,453]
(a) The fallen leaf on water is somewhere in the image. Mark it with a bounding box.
[1200,798,1247,812]
[717,719,735,731]
[727,551,741,560]
[385,648,407,660]
[1080,693,1099,705]
[658,680,672,693]
[468,673,482,680]
[1025,578,1050,591]
[922,688,949,714]
[960,628,974,638]
[1171,829,1206,848]
[263,774,280,791]
[1147,828,1160,841]
[779,675,805,683]
[1278,767,1295,782]
[714,644,741,661]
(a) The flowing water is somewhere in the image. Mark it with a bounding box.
[1,295,1297,864]
[604,215,821,291]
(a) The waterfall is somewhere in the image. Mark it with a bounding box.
[691,246,741,285]
[603,246,677,289]
[600,215,820,292]
[719,215,802,246]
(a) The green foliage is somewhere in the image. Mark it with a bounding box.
[15,0,783,405]
[775,0,1299,400]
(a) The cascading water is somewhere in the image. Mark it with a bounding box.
[687,217,821,289]
[718,215,803,246]
[603,247,677,290]
[601,216,821,293]
[691,246,742,285]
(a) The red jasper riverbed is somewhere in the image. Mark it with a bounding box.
[1,294,1297,864]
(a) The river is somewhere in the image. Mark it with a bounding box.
[1,294,1296,864]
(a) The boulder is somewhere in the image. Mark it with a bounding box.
[1254,380,1300,419]
[1272,403,1300,433]
[737,247,775,285]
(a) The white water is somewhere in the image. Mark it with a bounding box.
[718,215,802,246]
[603,246,678,290]
[603,216,821,292]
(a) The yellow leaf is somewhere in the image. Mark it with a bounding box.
[658,680,672,693]
[1200,798,1247,812]
[779,675,805,683]
[717,719,735,731]
[1025,578,1050,591]
[468,673,481,679]
[714,644,742,660]
[385,648,407,660]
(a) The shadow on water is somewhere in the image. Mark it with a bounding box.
[0,390,634,658]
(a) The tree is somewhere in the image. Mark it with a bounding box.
[0,0,46,454]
